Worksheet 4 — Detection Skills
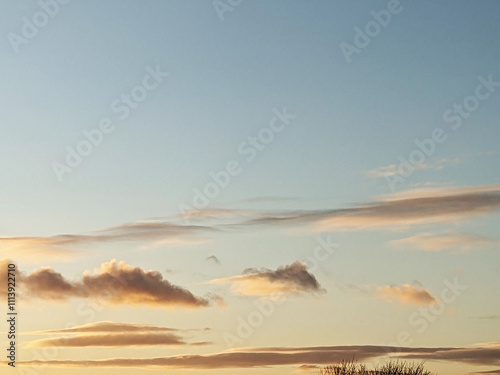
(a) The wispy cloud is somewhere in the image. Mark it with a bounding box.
[239,196,298,203]
[27,321,211,348]
[20,259,222,308]
[209,261,324,297]
[378,184,500,201]
[472,315,500,320]
[399,342,500,366]
[296,364,322,373]
[3,185,499,265]
[28,333,186,348]
[388,231,499,252]
[376,283,438,306]
[32,321,180,334]
[9,344,500,369]
[236,184,500,231]
[3,185,499,271]
[0,239,86,263]
[0,221,213,263]
[366,157,462,178]
[473,370,500,375]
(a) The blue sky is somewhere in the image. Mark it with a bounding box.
[1,1,500,374]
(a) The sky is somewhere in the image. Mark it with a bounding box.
[0,1,499,374]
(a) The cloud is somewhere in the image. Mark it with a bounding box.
[237,184,500,231]
[376,284,438,306]
[206,255,221,265]
[388,231,499,252]
[33,321,179,334]
[296,364,322,373]
[240,196,298,203]
[4,185,499,265]
[378,184,500,201]
[20,259,220,308]
[10,344,500,369]
[21,267,83,300]
[189,341,213,346]
[178,208,254,221]
[28,333,186,348]
[27,321,212,348]
[2,183,499,264]
[209,261,324,297]
[0,238,85,263]
[339,283,371,295]
[473,315,500,320]
[366,157,462,178]
[0,221,212,263]
[139,237,211,250]
[367,163,426,178]
[398,343,500,366]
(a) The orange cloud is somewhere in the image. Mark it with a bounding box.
[376,284,438,306]
[20,259,221,308]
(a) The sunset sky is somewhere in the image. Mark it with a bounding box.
[1,1,500,375]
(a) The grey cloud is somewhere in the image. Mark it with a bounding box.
[210,261,324,297]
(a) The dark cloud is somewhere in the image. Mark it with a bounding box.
[20,259,221,308]
[210,261,324,297]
